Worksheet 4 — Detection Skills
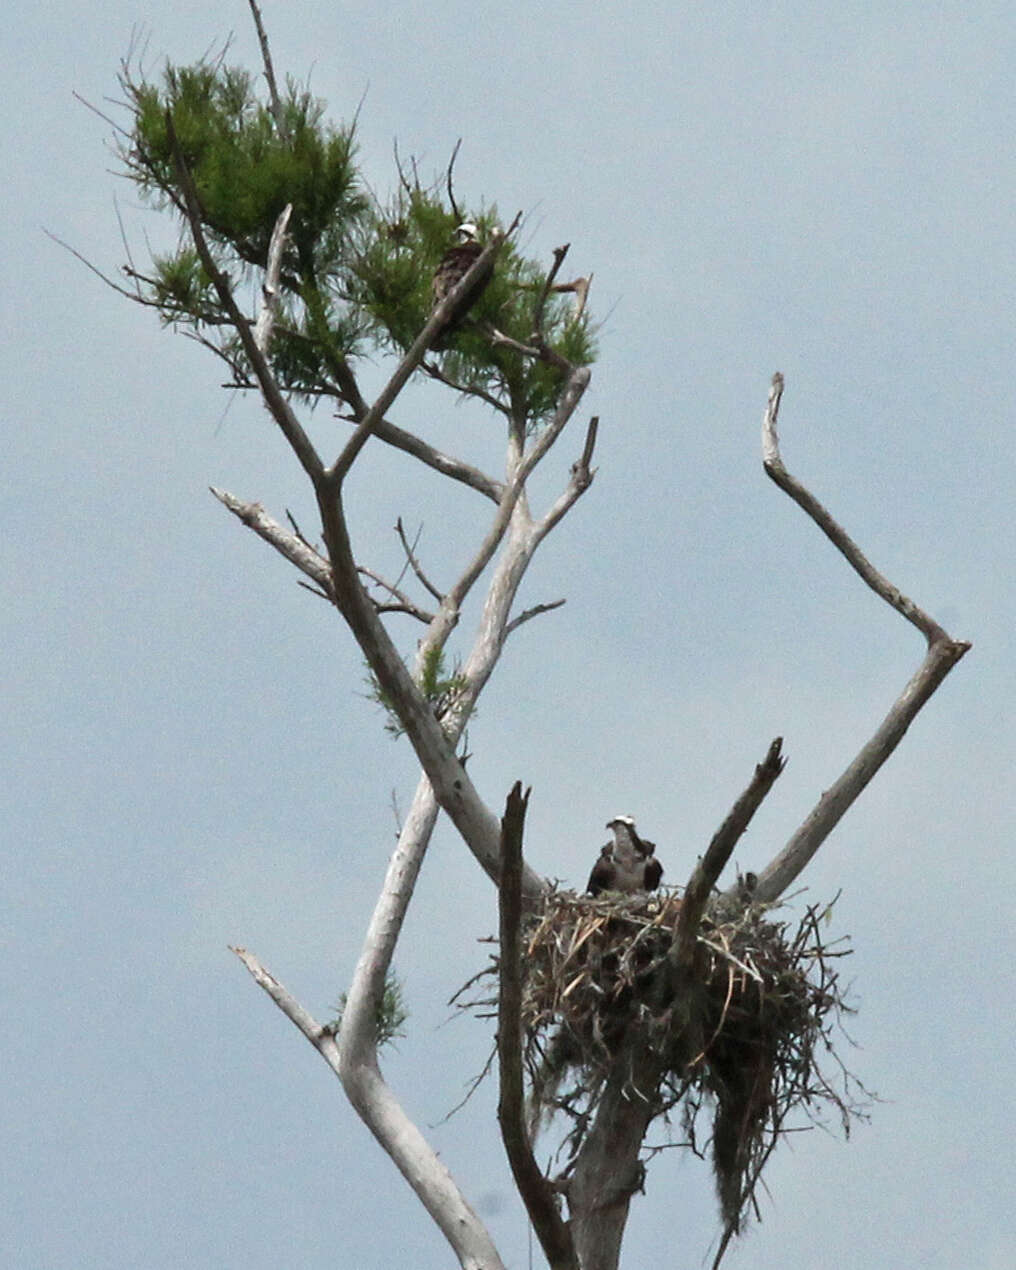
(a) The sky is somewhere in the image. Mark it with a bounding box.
[4,2,1014,1267]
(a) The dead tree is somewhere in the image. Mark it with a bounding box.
[92,7,968,1268]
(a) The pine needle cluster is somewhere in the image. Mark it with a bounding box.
[114,52,595,424]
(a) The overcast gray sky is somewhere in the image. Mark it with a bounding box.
[5,3,1014,1267]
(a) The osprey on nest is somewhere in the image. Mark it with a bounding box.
[586,816,663,896]
[431,222,493,341]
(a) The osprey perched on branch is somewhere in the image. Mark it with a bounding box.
[431,222,492,340]
[586,816,663,896]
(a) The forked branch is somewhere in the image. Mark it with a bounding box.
[749,375,970,903]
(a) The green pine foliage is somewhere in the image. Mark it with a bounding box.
[149,246,217,323]
[352,192,597,425]
[117,51,596,424]
[127,63,364,271]
[367,646,472,739]
[331,972,409,1049]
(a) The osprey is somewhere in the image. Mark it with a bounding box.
[431,223,492,340]
[586,816,663,896]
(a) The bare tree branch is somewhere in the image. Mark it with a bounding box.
[531,243,570,342]
[313,452,550,895]
[337,409,505,502]
[486,325,571,374]
[446,138,464,224]
[232,946,336,1053]
[330,388,600,1260]
[762,373,949,645]
[253,202,292,354]
[748,375,971,902]
[672,738,785,971]
[550,273,593,324]
[210,488,334,597]
[396,517,444,602]
[407,364,592,682]
[497,783,579,1270]
[537,415,599,537]
[576,415,599,475]
[357,566,435,622]
[234,916,506,1270]
[247,0,286,138]
[504,598,566,638]
[752,638,968,902]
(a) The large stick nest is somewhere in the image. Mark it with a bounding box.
[463,887,866,1237]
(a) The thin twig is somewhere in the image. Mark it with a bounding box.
[284,509,316,553]
[420,358,511,416]
[247,0,287,138]
[357,566,434,623]
[446,138,464,223]
[392,139,415,198]
[504,599,566,638]
[531,243,571,342]
[396,517,444,601]
[45,229,147,303]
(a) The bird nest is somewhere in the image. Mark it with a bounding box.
[460,887,866,1237]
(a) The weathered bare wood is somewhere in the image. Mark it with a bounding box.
[247,0,286,137]
[233,917,506,1270]
[497,784,579,1270]
[253,203,292,354]
[752,638,968,902]
[762,372,949,645]
[565,1049,663,1270]
[673,737,785,969]
[210,488,334,597]
[749,375,970,902]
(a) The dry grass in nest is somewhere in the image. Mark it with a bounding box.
[459,886,867,1237]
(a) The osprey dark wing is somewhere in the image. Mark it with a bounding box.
[431,223,493,342]
[586,845,615,896]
